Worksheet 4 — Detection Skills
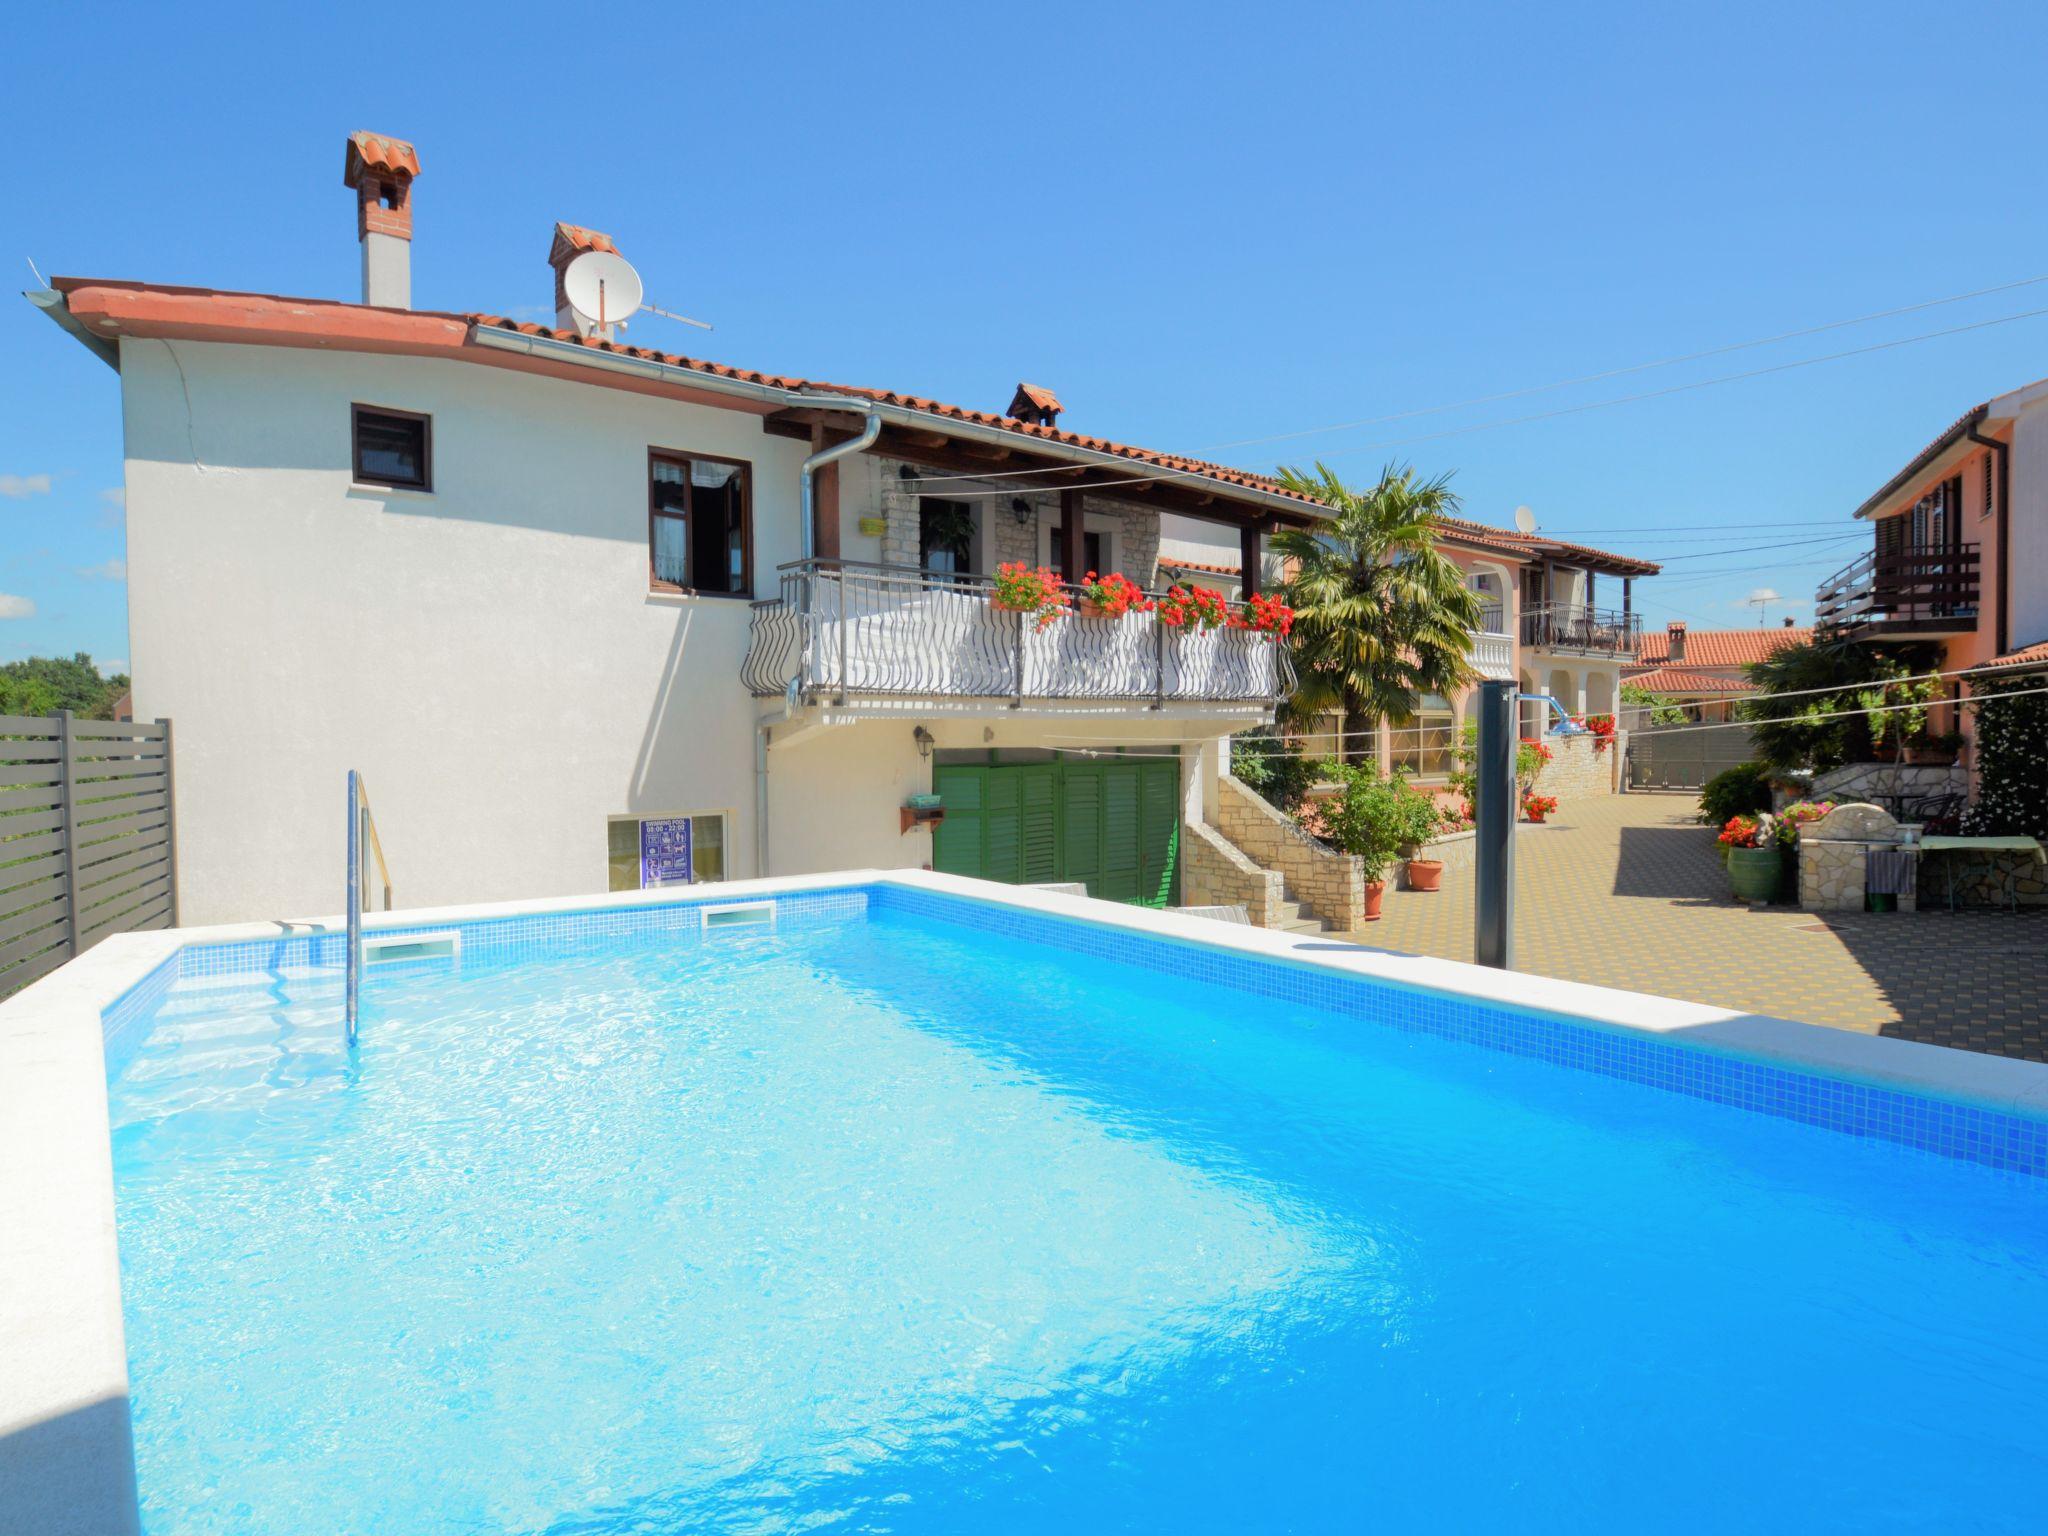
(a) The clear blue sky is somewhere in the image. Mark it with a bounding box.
[8,0,2048,669]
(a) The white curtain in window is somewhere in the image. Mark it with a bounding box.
[691,461,740,489]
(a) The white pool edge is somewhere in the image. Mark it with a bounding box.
[4,867,2045,1533]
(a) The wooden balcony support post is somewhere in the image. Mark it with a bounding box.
[1240,520,1263,599]
[1059,487,1086,584]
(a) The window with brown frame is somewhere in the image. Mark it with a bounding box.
[352,404,431,490]
[649,450,752,596]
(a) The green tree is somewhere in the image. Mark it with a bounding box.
[1270,462,1482,764]
[1620,683,1686,726]
[0,653,129,720]
[1740,635,1938,772]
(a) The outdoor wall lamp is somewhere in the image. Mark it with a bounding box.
[1010,498,1032,525]
[913,726,935,758]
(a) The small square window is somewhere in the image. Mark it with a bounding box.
[353,405,431,490]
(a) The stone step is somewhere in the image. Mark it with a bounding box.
[1273,913,1330,936]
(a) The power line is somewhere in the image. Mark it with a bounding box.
[1197,271,2048,452]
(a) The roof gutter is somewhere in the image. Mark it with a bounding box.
[801,407,880,562]
[22,287,119,370]
[1853,404,1988,520]
[467,322,1324,524]
[1967,425,2010,657]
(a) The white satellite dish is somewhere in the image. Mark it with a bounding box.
[1513,504,1538,535]
[562,249,644,329]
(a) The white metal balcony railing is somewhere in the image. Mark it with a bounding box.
[743,560,1295,707]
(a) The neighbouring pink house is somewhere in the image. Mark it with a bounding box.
[1815,375,2048,744]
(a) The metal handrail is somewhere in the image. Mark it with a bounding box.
[1518,601,1642,656]
[741,557,1294,706]
[344,769,392,1048]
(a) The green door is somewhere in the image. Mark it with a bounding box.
[931,756,1178,907]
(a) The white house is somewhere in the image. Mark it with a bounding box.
[34,132,1346,927]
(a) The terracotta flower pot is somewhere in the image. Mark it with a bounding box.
[1363,880,1386,921]
[1405,859,1444,892]
[1524,809,1548,824]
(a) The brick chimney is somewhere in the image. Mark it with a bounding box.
[1008,382,1063,428]
[1666,621,1687,663]
[548,223,621,338]
[342,131,420,309]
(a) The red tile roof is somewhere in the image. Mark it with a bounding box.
[343,131,420,183]
[469,314,1327,510]
[1969,640,2048,675]
[1633,626,1811,669]
[1433,517,1658,573]
[1624,666,1758,696]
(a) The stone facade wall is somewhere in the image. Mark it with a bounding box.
[1180,818,1284,926]
[1409,828,1474,884]
[1810,761,1966,809]
[1532,732,1620,802]
[1796,802,1919,912]
[1918,850,2048,908]
[877,456,1161,585]
[1214,776,1365,928]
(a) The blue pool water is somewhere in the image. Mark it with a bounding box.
[107,897,2048,1532]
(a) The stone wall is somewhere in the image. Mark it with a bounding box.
[1408,828,1474,885]
[1214,776,1366,928]
[1918,850,2048,908]
[1810,761,1966,810]
[1532,732,1621,802]
[1796,802,1916,913]
[1180,818,1285,926]
[878,456,1161,584]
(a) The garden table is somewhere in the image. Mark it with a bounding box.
[1913,835,2047,914]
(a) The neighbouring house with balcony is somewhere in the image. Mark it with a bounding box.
[1814,376,2048,751]
[33,133,1356,928]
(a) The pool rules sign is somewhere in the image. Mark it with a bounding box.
[640,817,695,886]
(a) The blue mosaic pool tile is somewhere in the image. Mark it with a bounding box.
[100,950,179,1080]
[871,885,2048,1179]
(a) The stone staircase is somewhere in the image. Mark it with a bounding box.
[1268,879,1336,936]
[1180,778,1364,935]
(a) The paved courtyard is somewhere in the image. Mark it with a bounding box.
[1353,792,2048,1062]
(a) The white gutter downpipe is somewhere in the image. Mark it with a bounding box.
[798,403,881,562]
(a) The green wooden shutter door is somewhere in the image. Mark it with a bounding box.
[1018,765,1060,884]
[1060,766,1103,896]
[983,769,1023,884]
[1139,760,1181,907]
[932,765,985,879]
[1099,768,1142,903]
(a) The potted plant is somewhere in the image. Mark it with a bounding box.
[1521,793,1559,824]
[1244,592,1295,636]
[1318,768,1406,921]
[1156,583,1231,631]
[1075,570,1151,620]
[1718,813,1783,903]
[1581,713,1617,753]
[1392,779,1447,891]
[1773,799,1835,902]
[991,562,1071,631]
[1905,728,1964,767]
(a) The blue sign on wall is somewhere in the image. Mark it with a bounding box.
[640,816,695,887]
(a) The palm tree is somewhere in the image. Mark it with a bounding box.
[1270,462,1483,764]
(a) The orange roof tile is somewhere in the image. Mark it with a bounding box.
[1623,666,1759,695]
[1014,382,1062,414]
[548,222,617,263]
[1969,640,2048,675]
[343,131,420,184]
[1633,626,1810,669]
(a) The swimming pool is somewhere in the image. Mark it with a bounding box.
[16,874,2048,1531]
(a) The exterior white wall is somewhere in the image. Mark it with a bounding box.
[119,340,1257,923]
[2009,399,2048,651]
[122,338,811,923]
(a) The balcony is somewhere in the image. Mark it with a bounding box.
[742,560,1295,710]
[1814,543,1980,640]
[1470,603,1513,680]
[1520,602,1642,658]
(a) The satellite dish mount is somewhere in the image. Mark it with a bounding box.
[1513,504,1538,536]
[562,249,714,340]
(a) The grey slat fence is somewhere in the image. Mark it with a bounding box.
[1,712,176,999]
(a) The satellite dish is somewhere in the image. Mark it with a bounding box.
[1513,504,1538,535]
[563,249,644,328]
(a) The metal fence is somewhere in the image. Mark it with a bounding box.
[743,559,1295,707]
[1621,705,1758,791]
[1,712,176,999]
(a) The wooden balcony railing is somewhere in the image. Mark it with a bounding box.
[1814,542,1980,635]
[742,560,1295,707]
[1519,602,1642,657]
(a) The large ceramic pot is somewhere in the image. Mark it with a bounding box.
[1727,844,1783,903]
[1363,880,1386,921]
[1405,859,1444,892]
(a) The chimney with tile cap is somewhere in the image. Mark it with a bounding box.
[548,223,622,338]
[1666,621,1686,663]
[1008,382,1063,429]
[342,131,420,309]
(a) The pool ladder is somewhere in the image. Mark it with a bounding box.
[344,769,394,1048]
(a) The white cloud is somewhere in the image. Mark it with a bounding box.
[0,594,37,619]
[102,658,127,674]
[100,487,125,508]
[77,559,127,581]
[1746,587,1783,604]
[0,474,54,499]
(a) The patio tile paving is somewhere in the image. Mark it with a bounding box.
[1350,792,2048,1063]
